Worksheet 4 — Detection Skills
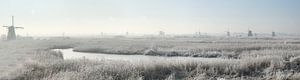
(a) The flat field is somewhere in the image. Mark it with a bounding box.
[1,37,300,80]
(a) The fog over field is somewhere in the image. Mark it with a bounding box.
[0,0,300,36]
[1,0,300,80]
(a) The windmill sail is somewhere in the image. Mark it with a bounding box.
[3,16,24,40]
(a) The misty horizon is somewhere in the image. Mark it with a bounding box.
[2,1,300,79]
[1,0,300,36]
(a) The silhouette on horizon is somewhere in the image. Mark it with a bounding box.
[3,16,24,40]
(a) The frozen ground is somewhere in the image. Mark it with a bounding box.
[1,37,300,80]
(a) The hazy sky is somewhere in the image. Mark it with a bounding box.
[0,0,299,36]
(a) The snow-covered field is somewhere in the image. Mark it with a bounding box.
[1,37,300,80]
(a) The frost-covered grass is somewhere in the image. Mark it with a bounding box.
[4,50,300,80]
[72,38,300,58]
[1,37,300,80]
[0,39,80,76]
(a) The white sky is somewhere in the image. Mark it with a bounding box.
[0,0,299,36]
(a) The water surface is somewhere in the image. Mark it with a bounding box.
[53,49,233,63]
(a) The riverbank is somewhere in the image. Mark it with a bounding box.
[0,39,79,77]
[72,38,300,59]
[5,48,300,80]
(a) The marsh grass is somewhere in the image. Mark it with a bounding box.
[4,50,300,80]
[2,38,300,80]
[71,38,300,59]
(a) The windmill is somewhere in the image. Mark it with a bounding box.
[159,31,165,36]
[197,29,201,36]
[126,32,129,36]
[3,16,24,40]
[248,28,253,37]
[226,27,230,37]
[272,31,276,37]
[248,30,253,37]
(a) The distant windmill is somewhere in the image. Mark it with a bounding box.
[126,32,129,36]
[226,28,230,37]
[159,31,165,36]
[101,32,104,36]
[227,31,230,37]
[195,32,201,37]
[248,29,253,37]
[3,16,24,40]
[62,32,65,38]
[272,31,276,37]
[195,28,201,37]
